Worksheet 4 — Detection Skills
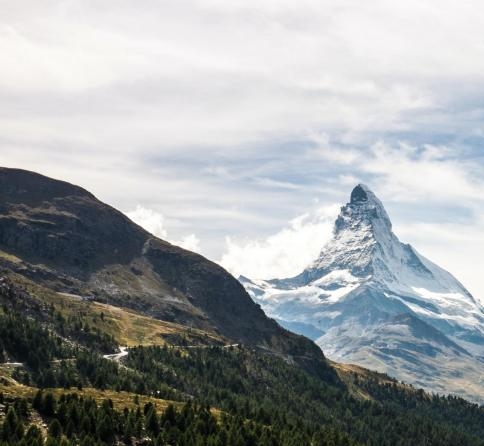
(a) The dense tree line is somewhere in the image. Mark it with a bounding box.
[0,276,117,359]
[125,345,484,446]
[53,311,117,355]
[1,391,354,446]
[1,326,483,445]
[0,312,72,370]
[0,311,118,390]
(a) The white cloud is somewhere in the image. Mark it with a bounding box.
[177,234,201,253]
[125,206,168,239]
[362,143,484,205]
[220,204,339,279]
[125,205,201,253]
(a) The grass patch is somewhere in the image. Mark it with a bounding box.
[0,250,22,264]
[2,271,224,348]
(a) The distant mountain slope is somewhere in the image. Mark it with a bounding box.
[241,184,484,402]
[0,167,324,367]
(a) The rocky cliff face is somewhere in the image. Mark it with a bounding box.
[241,184,484,402]
[0,167,327,370]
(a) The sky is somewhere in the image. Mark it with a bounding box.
[1,0,484,302]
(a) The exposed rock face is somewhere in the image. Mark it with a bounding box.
[0,167,327,370]
[241,184,484,402]
[0,168,147,272]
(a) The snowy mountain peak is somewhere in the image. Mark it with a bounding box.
[240,184,484,402]
[307,184,395,280]
[308,186,474,299]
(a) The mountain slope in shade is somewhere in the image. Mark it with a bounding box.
[0,167,327,371]
[241,184,484,402]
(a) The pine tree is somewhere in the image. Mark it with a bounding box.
[32,390,43,411]
[1,406,24,443]
[48,419,63,439]
[145,406,160,437]
[42,392,56,416]
[24,425,44,445]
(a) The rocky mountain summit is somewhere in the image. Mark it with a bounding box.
[241,184,484,402]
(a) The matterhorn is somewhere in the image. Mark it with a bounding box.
[241,185,484,402]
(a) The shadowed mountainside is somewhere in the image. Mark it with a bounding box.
[0,167,326,370]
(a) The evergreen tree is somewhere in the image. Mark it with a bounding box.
[145,406,160,437]
[48,419,62,439]
[1,407,24,443]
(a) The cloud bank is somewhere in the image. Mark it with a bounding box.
[221,205,340,280]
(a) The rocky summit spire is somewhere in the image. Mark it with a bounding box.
[334,184,392,238]
[349,184,387,212]
[350,184,371,204]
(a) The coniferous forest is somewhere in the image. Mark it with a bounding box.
[1,293,484,445]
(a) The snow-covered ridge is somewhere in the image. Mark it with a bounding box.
[240,184,484,402]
